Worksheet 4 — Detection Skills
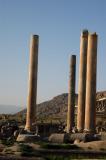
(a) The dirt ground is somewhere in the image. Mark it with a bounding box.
[76,140,106,151]
[0,140,106,159]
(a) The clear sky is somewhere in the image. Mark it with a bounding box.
[0,0,106,106]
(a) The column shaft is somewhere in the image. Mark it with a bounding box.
[25,35,39,131]
[67,55,76,133]
[77,30,88,132]
[84,33,98,133]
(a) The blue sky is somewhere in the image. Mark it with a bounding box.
[0,0,106,106]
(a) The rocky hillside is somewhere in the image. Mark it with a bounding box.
[16,93,78,124]
[16,91,106,124]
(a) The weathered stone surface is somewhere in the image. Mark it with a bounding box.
[67,55,76,133]
[100,132,106,140]
[69,133,94,143]
[77,30,88,132]
[14,130,19,139]
[74,139,81,144]
[76,140,106,151]
[25,35,39,131]
[84,33,98,133]
[16,134,40,142]
[49,133,69,143]
[48,133,95,143]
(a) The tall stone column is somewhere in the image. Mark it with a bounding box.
[77,30,88,132]
[84,33,98,133]
[25,35,39,131]
[67,55,76,133]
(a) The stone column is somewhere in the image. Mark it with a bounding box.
[77,30,88,132]
[84,33,98,133]
[25,35,39,131]
[67,55,76,133]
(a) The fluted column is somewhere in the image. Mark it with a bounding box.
[25,35,39,131]
[84,33,98,133]
[77,30,88,132]
[67,55,76,133]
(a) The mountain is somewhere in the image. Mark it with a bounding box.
[16,91,106,124]
[16,93,70,123]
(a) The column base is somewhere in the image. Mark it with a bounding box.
[77,128,84,133]
[84,128,96,134]
[25,123,36,132]
[25,125,32,132]
[66,129,72,134]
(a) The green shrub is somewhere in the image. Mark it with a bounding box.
[45,155,106,160]
[41,143,79,150]
[1,139,14,146]
[19,144,35,157]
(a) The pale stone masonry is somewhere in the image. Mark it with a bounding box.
[67,55,76,133]
[84,33,98,133]
[77,30,88,132]
[25,35,39,131]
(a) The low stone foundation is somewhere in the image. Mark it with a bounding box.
[48,133,97,143]
[16,134,40,143]
[49,133,69,143]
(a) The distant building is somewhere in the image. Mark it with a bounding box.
[75,97,106,124]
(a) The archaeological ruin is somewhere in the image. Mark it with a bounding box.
[84,32,97,133]
[25,35,39,131]
[77,30,88,132]
[0,28,104,159]
[67,55,76,133]
[66,31,98,135]
[16,30,106,146]
[25,31,98,135]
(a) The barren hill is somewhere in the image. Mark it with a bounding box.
[16,91,106,124]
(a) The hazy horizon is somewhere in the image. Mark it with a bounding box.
[0,104,25,114]
[0,0,106,110]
